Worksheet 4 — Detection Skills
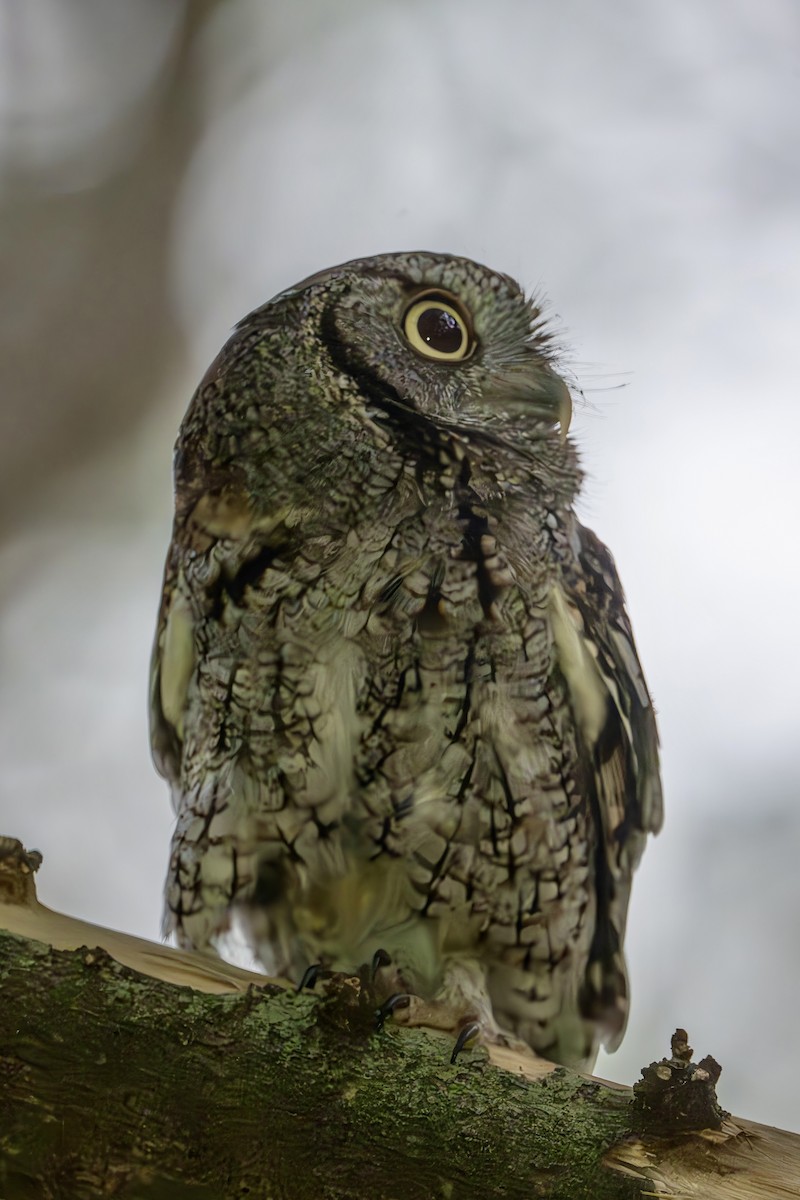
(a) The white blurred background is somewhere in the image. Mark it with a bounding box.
[1,0,798,1130]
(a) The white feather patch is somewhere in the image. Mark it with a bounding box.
[159,575,195,738]
[548,585,608,745]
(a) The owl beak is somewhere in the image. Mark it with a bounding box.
[517,368,572,441]
[461,362,573,442]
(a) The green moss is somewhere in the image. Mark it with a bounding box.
[0,932,643,1199]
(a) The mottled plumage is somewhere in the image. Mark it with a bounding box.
[150,252,662,1068]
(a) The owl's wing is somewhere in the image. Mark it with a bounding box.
[148,460,291,798]
[555,521,663,1050]
[149,511,287,950]
[149,537,187,800]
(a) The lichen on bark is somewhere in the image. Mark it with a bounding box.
[1,930,640,1199]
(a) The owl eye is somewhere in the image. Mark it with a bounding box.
[402,292,473,362]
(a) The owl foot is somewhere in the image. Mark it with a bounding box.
[371,947,392,979]
[450,1021,482,1064]
[376,993,493,1062]
[296,963,333,993]
[375,992,411,1031]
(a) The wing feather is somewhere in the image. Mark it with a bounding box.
[557,521,662,1049]
[149,540,187,794]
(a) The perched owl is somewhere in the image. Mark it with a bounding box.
[150,252,662,1069]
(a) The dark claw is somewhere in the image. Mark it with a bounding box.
[450,1022,481,1064]
[296,963,329,993]
[371,948,392,979]
[375,992,410,1031]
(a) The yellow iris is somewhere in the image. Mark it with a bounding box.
[403,293,473,361]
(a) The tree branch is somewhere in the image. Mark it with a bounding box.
[1,836,797,1199]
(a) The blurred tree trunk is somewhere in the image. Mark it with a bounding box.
[0,1,221,537]
[1,838,798,1200]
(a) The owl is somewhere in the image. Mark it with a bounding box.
[150,252,662,1069]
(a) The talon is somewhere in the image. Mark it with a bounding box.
[375,992,410,1031]
[371,948,392,979]
[450,1021,481,1064]
[296,963,328,993]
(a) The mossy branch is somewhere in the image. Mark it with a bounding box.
[1,837,797,1199]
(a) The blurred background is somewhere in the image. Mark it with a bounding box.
[1,0,798,1130]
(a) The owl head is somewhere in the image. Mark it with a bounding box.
[264,251,572,437]
[174,253,574,522]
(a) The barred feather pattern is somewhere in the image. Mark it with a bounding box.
[150,252,662,1069]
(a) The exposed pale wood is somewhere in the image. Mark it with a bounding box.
[607,1119,800,1199]
[0,837,284,996]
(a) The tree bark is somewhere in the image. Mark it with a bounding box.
[1,837,797,1200]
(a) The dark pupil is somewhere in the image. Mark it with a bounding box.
[417,307,463,354]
